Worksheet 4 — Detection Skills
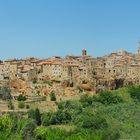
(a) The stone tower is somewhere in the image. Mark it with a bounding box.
[82,49,87,56]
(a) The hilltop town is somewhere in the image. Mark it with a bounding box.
[1,43,140,139]
[1,43,140,93]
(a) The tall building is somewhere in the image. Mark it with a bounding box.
[82,49,87,56]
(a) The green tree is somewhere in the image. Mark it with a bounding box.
[80,94,95,107]
[0,114,12,131]
[50,110,71,124]
[98,91,123,105]
[35,108,41,126]
[28,109,35,119]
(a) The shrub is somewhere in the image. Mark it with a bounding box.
[58,100,82,122]
[22,120,36,140]
[0,114,14,132]
[0,87,12,100]
[8,100,14,110]
[28,109,35,119]
[45,80,53,87]
[42,96,46,101]
[18,101,25,109]
[50,91,56,101]
[102,128,120,140]
[17,94,27,101]
[51,110,71,124]
[82,114,108,130]
[34,127,66,140]
[35,108,41,126]
[32,79,37,84]
[80,94,97,107]
[41,112,53,126]
[26,104,30,109]
[27,108,41,125]
[129,86,140,102]
[98,91,123,105]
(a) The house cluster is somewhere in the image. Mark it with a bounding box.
[1,42,140,91]
[94,42,140,90]
[0,50,95,86]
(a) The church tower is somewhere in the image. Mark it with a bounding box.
[82,49,87,56]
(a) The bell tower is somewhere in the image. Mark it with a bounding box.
[82,49,87,56]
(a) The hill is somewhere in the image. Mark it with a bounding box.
[0,85,140,139]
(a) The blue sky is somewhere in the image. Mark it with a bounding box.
[0,0,140,59]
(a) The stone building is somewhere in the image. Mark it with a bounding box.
[0,59,19,80]
[1,43,140,92]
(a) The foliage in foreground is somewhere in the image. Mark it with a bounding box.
[0,85,140,139]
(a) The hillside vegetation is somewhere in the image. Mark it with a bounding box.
[0,85,140,140]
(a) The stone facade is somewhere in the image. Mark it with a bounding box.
[1,43,140,92]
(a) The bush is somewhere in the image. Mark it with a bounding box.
[102,128,120,140]
[32,79,37,84]
[80,94,98,107]
[41,112,53,126]
[50,91,56,101]
[129,86,140,102]
[58,100,82,122]
[28,109,35,119]
[27,108,41,126]
[8,100,14,110]
[22,119,37,140]
[35,108,41,126]
[45,80,53,87]
[0,114,14,132]
[18,101,25,109]
[0,87,12,100]
[98,91,123,105]
[17,94,26,101]
[82,114,108,130]
[42,96,46,101]
[51,110,71,124]
[34,127,66,140]
[26,104,30,109]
